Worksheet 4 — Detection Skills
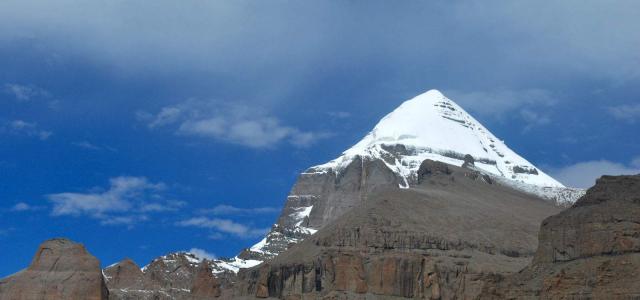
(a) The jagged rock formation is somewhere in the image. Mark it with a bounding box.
[0,238,109,300]
[103,258,150,292]
[105,252,232,299]
[479,175,640,299]
[190,263,221,299]
[233,160,562,299]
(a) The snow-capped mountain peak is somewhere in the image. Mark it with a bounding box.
[313,89,565,189]
[240,89,585,273]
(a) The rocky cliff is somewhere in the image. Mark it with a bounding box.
[480,174,640,299]
[104,252,229,299]
[0,238,109,300]
[233,160,562,299]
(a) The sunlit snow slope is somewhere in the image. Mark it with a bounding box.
[311,89,564,189]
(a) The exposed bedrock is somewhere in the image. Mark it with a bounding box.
[480,175,640,299]
[105,252,230,300]
[233,160,561,299]
[0,238,109,300]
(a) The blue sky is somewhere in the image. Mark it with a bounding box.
[1,1,639,276]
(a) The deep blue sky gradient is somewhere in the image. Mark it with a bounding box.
[1,1,639,277]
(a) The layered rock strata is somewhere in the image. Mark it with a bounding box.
[480,174,640,299]
[234,160,562,299]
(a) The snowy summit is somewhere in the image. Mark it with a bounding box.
[310,89,581,202]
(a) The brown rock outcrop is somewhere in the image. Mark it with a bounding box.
[190,263,221,299]
[105,252,229,300]
[103,258,150,291]
[480,175,640,299]
[0,238,109,300]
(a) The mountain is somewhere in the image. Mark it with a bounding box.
[3,174,636,299]
[0,89,594,300]
[242,89,584,266]
[480,174,640,299]
[234,160,563,298]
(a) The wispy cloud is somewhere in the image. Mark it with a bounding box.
[188,248,216,261]
[46,176,182,226]
[520,109,552,132]
[446,89,557,120]
[1,120,52,140]
[3,83,50,102]
[549,158,640,188]
[71,141,101,150]
[608,104,640,123]
[138,100,330,149]
[327,111,351,119]
[71,141,117,152]
[176,217,269,239]
[10,202,44,212]
[202,204,279,216]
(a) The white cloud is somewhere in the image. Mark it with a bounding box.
[520,108,552,132]
[608,104,640,123]
[446,89,557,121]
[72,141,101,150]
[202,204,279,215]
[632,157,640,168]
[1,1,638,84]
[100,215,148,226]
[10,202,43,212]
[3,83,49,101]
[140,100,328,149]
[188,248,216,261]
[207,232,225,240]
[2,120,52,140]
[550,159,640,188]
[46,176,180,226]
[11,202,31,211]
[71,141,117,152]
[327,111,351,119]
[176,217,268,238]
[147,106,183,128]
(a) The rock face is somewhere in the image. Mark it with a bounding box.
[243,156,401,262]
[190,263,221,299]
[103,258,150,291]
[480,175,640,299]
[234,160,562,299]
[105,252,229,300]
[0,238,109,300]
